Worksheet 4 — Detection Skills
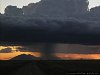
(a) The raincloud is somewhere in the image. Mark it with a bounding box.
[0,16,100,44]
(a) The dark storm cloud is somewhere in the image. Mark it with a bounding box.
[16,47,29,52]
[16,46,39,52]
[0,48,12,53]
[0,16,100,45]
[54,44,100,54]
[1,16,100,59]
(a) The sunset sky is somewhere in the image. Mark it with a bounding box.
[1,44,100,60]
[0,0,100,13]
[0,46,41,60]
[0,0,100,60]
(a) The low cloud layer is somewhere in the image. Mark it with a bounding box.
[0,16,100,44]
[54,44,100,54]
[0,48,12,53]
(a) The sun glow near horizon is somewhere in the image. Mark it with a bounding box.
[0,46,41,60]
[1,45,100,60]
[0,52,41,60]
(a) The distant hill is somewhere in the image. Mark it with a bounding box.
[11,54,40,60]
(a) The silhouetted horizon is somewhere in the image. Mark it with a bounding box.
[10,54,40,60]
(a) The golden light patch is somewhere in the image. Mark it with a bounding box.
[0,52,41,60]
[55,53,100,60]
[0,46,22,51]
[0,46,41,60]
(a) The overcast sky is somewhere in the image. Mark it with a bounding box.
[0,0,100,13]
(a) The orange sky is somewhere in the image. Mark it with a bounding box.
[0,46,41,60]
[0,52,41,60]
[55,53,100,60]
[1,52,100,60]
[1,46,100,60]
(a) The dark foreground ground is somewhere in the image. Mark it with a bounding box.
[0,60,100,75]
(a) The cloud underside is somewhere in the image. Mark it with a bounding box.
[0,48,12,53]
[0,17,100,45]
